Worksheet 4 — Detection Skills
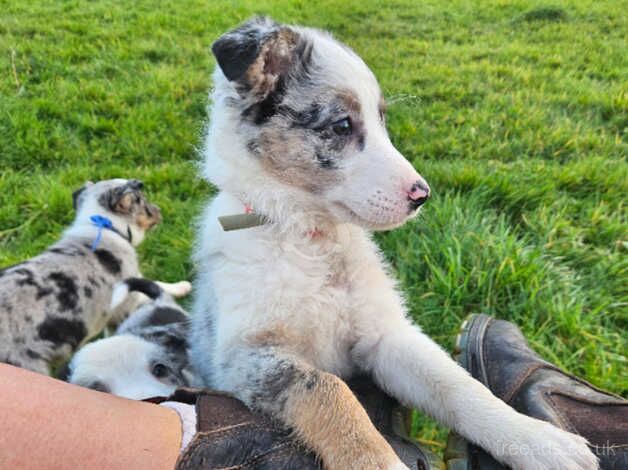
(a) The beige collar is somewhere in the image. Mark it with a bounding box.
[217,201,323,239]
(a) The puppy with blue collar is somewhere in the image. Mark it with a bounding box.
[0,178,188,375]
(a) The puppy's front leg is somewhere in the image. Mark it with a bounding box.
[222,347,406,470]
[358,324,598,470]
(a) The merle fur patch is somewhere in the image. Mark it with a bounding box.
[97,180,143,214]
[13,267,55,300]
[123,277,162,300]
[148,307,188,327]
[215,17,313,127]
[26,349,41,359]
[47,272,79,311]
[144,328,187,353]
[37,317,87,348]
[246,350,315,413]
[93,249,122,275]
[211,16,278,82]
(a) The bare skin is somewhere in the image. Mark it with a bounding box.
[0,364,181,470]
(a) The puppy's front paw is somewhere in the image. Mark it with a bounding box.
[504,421,598,470]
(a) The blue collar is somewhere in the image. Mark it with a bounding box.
[90,215,132,251]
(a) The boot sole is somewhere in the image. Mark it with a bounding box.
[453,313,493,385]
[446,314,504,470]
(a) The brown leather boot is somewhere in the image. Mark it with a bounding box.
[445,314,627,470]
[161,376,440,469]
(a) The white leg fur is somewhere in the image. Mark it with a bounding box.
[363,325,599,470]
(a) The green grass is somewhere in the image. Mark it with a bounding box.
[1,0,626,452]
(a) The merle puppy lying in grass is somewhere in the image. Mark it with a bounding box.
[69,277,194,399]
[0,179,188,375]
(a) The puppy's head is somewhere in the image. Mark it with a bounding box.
[72,179,162,245]
[116,302,188,335]
[208,17,429,230]
[68,334,188,400]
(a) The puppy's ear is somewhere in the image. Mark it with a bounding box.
[212,16,308,99]
[111,192,135,214]
[100,184,137,215]
[212,16,277,82]
[72,181,93,210]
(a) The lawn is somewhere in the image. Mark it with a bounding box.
[1,0,626,450]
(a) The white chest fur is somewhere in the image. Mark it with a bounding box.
[194,191,398,378]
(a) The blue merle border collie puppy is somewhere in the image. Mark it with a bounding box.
[68,278,195,400]
[0,179,186,375]
[190,17,597,470]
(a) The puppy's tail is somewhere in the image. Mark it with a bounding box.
[154,280,192,299]
[110,278,163,311]
[110,278,192,311]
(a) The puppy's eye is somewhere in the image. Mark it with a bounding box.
[152,363,169,378]
[330,117,352,136]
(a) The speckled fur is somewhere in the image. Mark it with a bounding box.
[0,179,161,374]
[68,279,197,399]
[191,17,598,470]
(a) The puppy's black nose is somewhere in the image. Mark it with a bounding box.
[407,180,430,210]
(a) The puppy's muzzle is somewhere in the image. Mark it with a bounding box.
[146,204,162,228]
[407,180,430,211]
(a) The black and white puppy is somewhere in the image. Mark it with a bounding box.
[0,179,186,375]
[68,278,195,400]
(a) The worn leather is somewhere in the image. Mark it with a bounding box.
[168,377,436,470]
[463,314,628,469]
